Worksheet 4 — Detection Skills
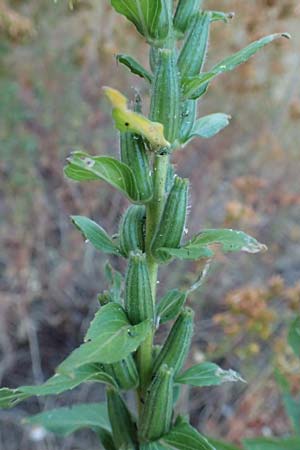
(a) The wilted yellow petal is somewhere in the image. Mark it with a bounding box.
[103,86,170,149]
[103,86,127,110]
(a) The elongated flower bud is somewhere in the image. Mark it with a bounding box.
[151,176,189,263]
[120,132,153,202]
[103,355,139,391]
[178,11,210,79]
[119,205,146,257]
[153,308,194,376]
[107,387,137,450]
[124,252,154,325]
[139,365,174,441]
[174,0,202,38]
[150,48,180,145]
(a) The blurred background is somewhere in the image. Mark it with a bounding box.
[0,0,299,449]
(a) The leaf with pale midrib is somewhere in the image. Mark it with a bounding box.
[57,303,152,375]
[158,229,267,261]
[24,403,110,436]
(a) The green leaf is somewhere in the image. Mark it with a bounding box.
[210,11,235,23]
[187,113,231,141]
[116,54,153,83]
[182,33,290,99]
[157,229,267,261]
[57,303,152,375]
[111,0,166,43]
[71,216,120,256]
[24,403,110,436]
[206,438,240,450]
[156,289,187,325]
[161,416,216,450]
[0,364,117,409]
[243,437,300,450]
[64,151,141,203]
[0,388,27,409]
[176,362,245,387]
[288,316,300,358]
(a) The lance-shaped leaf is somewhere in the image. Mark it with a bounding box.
[24,403,110,436]
[185,113,231,143]
[103,87,170,148]
[111,0,170,44]
[156,289,187,325]
[57,303,152,375]
[64,151,141,202]
[71,216,120,256]
[116,54,153,83]
[0,364,117,409]
[176,362,245,387]
[0,388,28,409]
[160,416,215,450]
[243,437,300,450]
[157,229,267,261]
[210,11,235,23]
[182,33,290,99]
[206,438,240,450]
[288,316,300,358]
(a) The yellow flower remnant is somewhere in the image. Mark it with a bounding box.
[103,87,170,149]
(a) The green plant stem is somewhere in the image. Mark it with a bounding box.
[136,153,169,408]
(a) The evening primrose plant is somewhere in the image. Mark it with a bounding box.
[0,1,290,449]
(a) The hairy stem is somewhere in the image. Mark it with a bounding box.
[136,153,169,408]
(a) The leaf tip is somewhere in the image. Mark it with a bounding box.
[281,32,291,40]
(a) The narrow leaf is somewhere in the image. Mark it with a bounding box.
[117,54,153,83]
[188,113,231,141]
[103,87,170,148]
[158,229,267,261]
[288,316,300,358]
[176,362,245,387]
[71,216,120,255]
[0,388,27,409]
[182,33,290,99]
[210,11,235,23]
[0,365,117,409]
[65,151,140,202]
[24,403,110,436]
[57,303,152,375]
[243,437,300,450]
[161,417,215,450]
[156,290,187,325]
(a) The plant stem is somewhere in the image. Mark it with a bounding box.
[136,153,169,408]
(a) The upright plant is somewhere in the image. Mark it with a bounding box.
[0,1,290,449]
